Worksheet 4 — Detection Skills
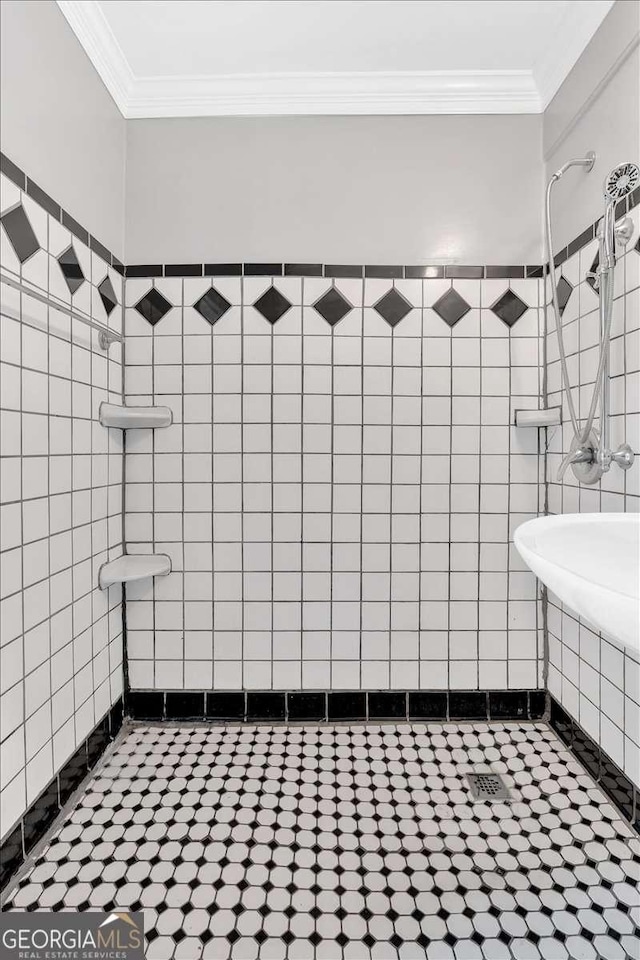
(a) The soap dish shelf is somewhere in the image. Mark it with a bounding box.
[99,554,172,590]
[514,407,561,428]
[99,402,173,429]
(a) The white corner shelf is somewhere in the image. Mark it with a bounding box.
[98,554,172,590]
[514,407,561,428]
[99,402,173,429]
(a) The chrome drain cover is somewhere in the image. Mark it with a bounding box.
[466,771,512,801]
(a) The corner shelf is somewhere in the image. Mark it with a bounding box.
[514,407,561,428]
[99,402,173,429]
[98,554,172,590]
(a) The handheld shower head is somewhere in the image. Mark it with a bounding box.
[604,162,639,201]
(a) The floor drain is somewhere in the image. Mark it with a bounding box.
[466,771,512,801]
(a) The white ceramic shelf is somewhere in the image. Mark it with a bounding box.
[514,407,561,428]
[98,554,172,590]
[99,402,173,429]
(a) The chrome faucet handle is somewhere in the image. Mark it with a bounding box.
[557,443,594,480]
[610,443,634,470]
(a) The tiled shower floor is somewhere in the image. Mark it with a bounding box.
[3,723,640,960]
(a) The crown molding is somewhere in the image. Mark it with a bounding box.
[56,0,611,119]
[56,0,133,112]
[125,71,541,118]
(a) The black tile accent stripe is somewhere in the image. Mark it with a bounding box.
[127,689,547,723]
[325,264,364,278]
[365,265,403,279]
[445,265,484,279]
[26,178,61,220]
[567,224,594,259]
[165,263,203,277]
[62,209,89,247]
[0,698,124,892]
[284,263,323,277]
[549,697,637,829]
[0,152,117,267]
[123,260,550,281]
[405,265,444,279]
[125,264,163,279]
[485,265,525,279]
[0,152,26,189]
[244,262,283,276]
[205,263,243,276]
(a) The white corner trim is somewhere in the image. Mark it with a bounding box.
[56,0,133,112]
[533,0,616,110]
[125,70,542,118]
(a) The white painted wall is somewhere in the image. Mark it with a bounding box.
[544,0,640,251]
[124,115,543,265]
[0,0,126,256]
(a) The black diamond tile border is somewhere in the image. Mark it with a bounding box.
[253,285,291,324]
[556,275,573,314]
[193,285,232,324]
[0,153,123,272]
[135,286,172,326]
[4,146,640,283]
[0,203,40,263]
[491,288,528,326]
[432,287,471,327]
[313,287,352,325]
[97,275,118,316]
[57,244,85,295]
[373,287,413,326]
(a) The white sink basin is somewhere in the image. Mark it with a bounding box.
[514,513,640,653]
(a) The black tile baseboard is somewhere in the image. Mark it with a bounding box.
[0,697,124,893]
[126,689,547,724]
[549,697,638,830]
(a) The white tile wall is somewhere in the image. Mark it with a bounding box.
[546,202,640,788]
[124,273,543,694]
[0,173,124,840]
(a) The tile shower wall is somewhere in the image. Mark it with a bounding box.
[546,201,640,788]
[124,272,544,693]
[0,171,125,840]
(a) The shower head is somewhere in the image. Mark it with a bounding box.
[603,162,639,201]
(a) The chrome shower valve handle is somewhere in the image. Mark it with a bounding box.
[557,433,635,484]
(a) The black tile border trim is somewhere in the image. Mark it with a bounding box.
[1,152,122,271]
[549,697,638,832]
[126,688,546,723]
[4,149,639,284]
[122,262,549,279]
[0,697,124,893]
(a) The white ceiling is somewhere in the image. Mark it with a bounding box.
[57,0,615,118]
